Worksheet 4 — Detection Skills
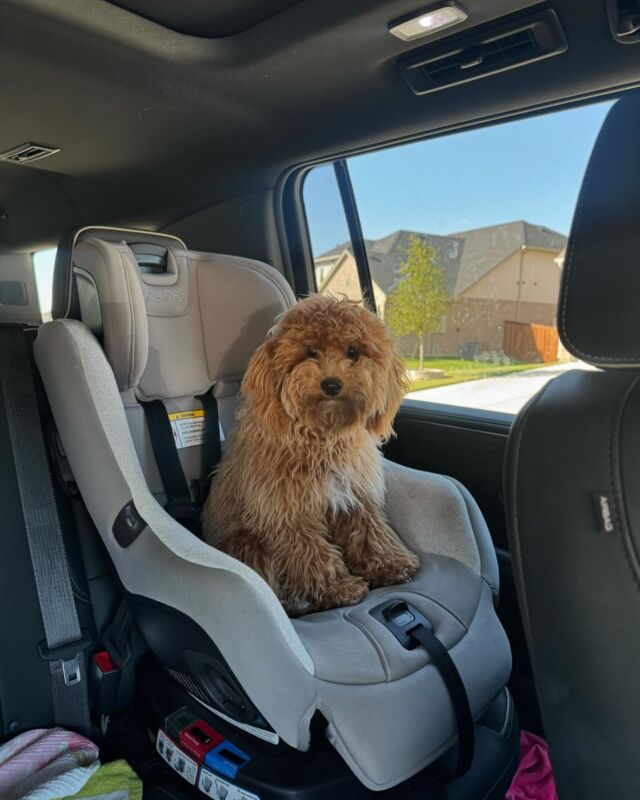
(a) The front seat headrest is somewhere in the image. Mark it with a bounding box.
[559,91,640,368]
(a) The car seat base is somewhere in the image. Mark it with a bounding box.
[136,659,519,800]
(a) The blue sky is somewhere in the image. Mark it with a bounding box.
[304,100,613,255]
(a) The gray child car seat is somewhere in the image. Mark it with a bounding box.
[34,226,512,791]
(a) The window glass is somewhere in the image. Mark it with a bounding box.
[303,164,363,303]
[32,247,57,321]
[304,101,613,414]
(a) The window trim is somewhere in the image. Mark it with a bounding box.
[333,160,377,314]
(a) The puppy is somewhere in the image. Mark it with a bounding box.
[202,295,419,615]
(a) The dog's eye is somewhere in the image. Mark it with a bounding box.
[306,348,318,359]
[346,346,359,360]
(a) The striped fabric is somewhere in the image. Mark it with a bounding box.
[0,727,99,800]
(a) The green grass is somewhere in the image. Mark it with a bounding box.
[405,357,551,393]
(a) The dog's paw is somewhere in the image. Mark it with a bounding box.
[315,575,369,610]
[358,553,420,589]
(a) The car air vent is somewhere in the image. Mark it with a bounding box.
[0,143,60,164]
[400,9,567,95]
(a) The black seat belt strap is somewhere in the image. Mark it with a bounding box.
[142,391,222,519]
[141,399,199,522]
[408,624,474,777]
[0,327,91,734]
[196,389,221,500]
[103,598,133,669]
[373,600,474,778]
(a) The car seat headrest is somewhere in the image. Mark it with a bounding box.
[51,226,188,322]
[54,225,296,399]
[560,91,640,368]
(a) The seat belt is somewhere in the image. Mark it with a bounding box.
[0,327,91,734]
[141,390,221,528]
[408,624,474,777]
[374,600,474,778]
[103,598,133,668]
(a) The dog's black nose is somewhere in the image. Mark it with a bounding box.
[321,378,343,396]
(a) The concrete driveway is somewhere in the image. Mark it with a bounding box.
[406,361,593,414]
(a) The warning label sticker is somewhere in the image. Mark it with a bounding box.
[168,409,225,450]
[156,728,198,785]
[198,766,260,800]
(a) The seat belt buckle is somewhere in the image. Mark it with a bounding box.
[38,630,92,663]
[62,656,82,686]
[90,650,123,714]
[38,630,92,686]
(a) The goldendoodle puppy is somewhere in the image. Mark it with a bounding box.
[202,295,419,615]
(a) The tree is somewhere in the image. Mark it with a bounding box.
[385,235,450,370]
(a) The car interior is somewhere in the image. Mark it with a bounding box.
[0,1,639,798]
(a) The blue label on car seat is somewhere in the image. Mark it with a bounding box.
[204,740,250,779]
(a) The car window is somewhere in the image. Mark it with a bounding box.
[303,163,364,305]
[303,101,613,414]
[32,247,57,322]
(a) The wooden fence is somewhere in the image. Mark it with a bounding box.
[503,320,559,363]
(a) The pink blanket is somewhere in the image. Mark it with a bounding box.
[0,727,99,800]
[506,731,558,800]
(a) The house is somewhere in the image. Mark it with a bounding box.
[316,221,567,357]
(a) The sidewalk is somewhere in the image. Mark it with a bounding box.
[406,361,593,414]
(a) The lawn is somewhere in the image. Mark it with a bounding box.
[404,357,549,393]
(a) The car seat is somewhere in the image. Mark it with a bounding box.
[34,226,513,792]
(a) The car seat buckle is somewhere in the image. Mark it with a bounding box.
[369,600,434,649]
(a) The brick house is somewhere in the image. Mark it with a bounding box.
[316,221,567,358]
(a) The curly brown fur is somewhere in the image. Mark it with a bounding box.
[202,295,419,615]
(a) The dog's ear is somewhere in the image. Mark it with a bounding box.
[367,349,408,441]
[241,340,276,404]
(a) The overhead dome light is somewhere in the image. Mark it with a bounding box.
[389,3,468,41]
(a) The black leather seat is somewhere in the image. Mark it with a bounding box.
[505,91,640,799]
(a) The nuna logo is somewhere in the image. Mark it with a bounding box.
[145,290,183,304]
[592,491,616,534]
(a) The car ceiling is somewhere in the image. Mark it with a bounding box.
[0,0,638,249]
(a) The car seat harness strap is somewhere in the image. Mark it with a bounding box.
[0,326,92,735]
[197,389,221,501]
[141,398,195,514]
[373,600,474,778]
[141,391,221,533]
